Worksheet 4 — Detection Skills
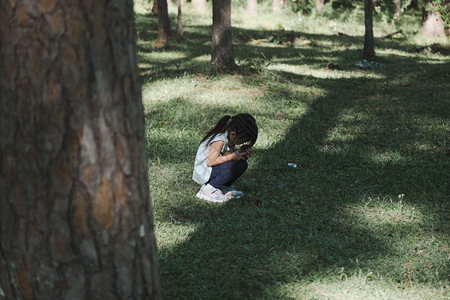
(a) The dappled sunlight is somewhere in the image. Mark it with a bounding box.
[370,150,408,164]
[142,76,264,108]
[325,125,359,143]
[191,54,211,62]
[345,196,422,227]
[142,78,193,106]
[268,63,385,79]
[140,51,188,62]
[155,223,199,253]
[276,274,444,299]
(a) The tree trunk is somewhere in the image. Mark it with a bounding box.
[316,0,324,13]
[420,0,446,38]
[0,1,161,299]
[177,0,184,40]
[156,0,171,47]
[153,0,159,15]
[363,0,376,60]
[211,0,236,69]
[394,0,401,18]
[409,0,419,10]
[247,0,258,16]
[192,0,207,15]
[302,0,311,14]
[273,0,284,11]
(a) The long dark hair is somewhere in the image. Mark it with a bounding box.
[200,114,258,148]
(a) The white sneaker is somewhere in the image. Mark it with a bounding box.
[220,186,244,199]
[196,184,228,203]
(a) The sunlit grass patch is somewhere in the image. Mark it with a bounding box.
[277,275,448,300]
[142,51,188,62]
[267,63,386,79]
[191,54,210,62]
[370,150,408,164]
[143,75,265,110]
[348,195,422,226]
[155,222,199,252]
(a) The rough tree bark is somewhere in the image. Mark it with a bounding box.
[156,0,171,47]
[363,0,376,60]
[211,0,236,69]
[0,1,161,299]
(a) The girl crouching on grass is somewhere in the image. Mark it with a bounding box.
[192,114,258,203]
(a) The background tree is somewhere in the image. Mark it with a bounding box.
[363,0,376,60]
[0,1,161,298]
[156,0,171,46]
[153,0,159,15]
[211,0,236,69]
[394,0,402,18]
[316,0,324,13]
[273,0,285,11]
[420,0,446,38]
[247,0,258,16]
[192,0,207,15]
[177,0,184,39]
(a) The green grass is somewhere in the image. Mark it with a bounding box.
[136,3,449,299]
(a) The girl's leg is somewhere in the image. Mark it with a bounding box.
[208,160,248,188]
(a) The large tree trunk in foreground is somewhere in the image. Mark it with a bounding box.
[420,0,446,38]
[0,1,161,299]
[363,0,376,60]
[211,0,236,69]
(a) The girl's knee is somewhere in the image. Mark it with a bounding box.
[230,159,248,173]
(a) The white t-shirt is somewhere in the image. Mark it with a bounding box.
[192,132,229,184]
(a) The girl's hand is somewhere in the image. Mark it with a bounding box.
[236,146,252,160]
[243,146,253,159]
[232,150,247,161]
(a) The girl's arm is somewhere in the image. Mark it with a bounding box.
[206,141,246,166]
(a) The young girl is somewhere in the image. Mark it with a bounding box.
[192,114,258,202]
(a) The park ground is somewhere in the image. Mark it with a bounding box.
[136,2,449,299]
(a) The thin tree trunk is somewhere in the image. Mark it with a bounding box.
[156,0,171,46]
[394,0,402,18]
[409,0,419,10]
[211,0,236,69]
[420,0,446,38]
[273,0,283,11]
[247,0,258,16]
[153,0,159,15]
[316,0,324,13]
[0,1,161,298]
[363,0,376,60]
[177,0,184,39]
[302,0,310,14]
[192,0,207,15]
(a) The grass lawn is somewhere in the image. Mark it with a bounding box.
[136,2,449,299]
